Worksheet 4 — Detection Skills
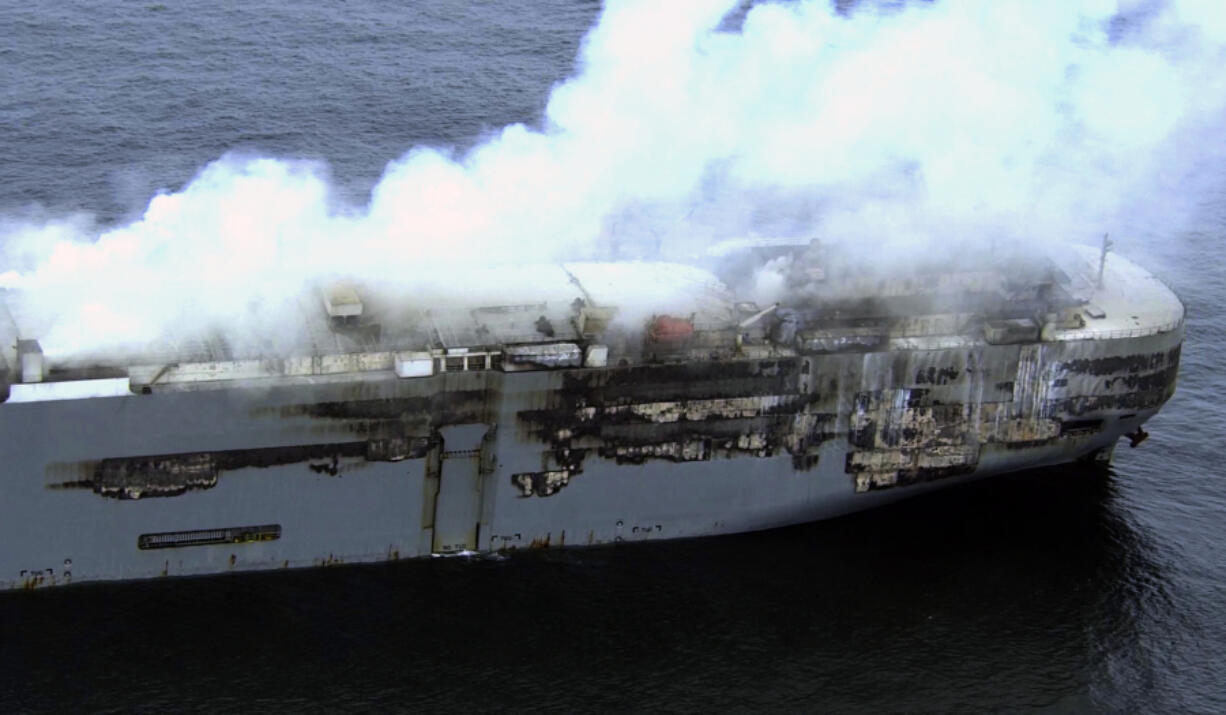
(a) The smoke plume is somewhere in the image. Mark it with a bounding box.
[2,0,1224,358]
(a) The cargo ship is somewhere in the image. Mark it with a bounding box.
[0,240,1183,589]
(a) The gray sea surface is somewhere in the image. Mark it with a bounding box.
[2,1,1225,712]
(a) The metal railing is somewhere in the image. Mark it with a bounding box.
[1051,316,1184,342]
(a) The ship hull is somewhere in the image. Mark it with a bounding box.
[1,326,1181,590]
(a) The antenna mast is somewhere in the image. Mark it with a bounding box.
[1096,233,1113,290]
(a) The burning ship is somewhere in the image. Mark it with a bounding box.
[0,240,1183,589]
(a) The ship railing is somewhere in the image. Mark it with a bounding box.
[122,342,602,389]
[431,349,502,374]
[1049,316,1185,342]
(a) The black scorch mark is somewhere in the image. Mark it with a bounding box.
[49,436,435,499]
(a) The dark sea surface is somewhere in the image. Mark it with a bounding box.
[1,1,1224,712]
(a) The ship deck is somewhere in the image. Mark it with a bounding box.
[0,244,1185,400]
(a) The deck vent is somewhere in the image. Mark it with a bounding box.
[323,283,363,326]
[394,351,434,378]
[17,339,43,383]
[584,344,609,368]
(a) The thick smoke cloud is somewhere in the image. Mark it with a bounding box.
[2,0,1224,358]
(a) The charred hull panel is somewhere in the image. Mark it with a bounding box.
[2,322,1181,590]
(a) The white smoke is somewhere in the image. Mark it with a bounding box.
[2,0,1224,358]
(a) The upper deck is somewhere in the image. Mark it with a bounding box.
[0,243,1185,402]
[1043,245,1185,341]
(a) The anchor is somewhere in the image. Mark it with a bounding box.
[1126,427,1149,448]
